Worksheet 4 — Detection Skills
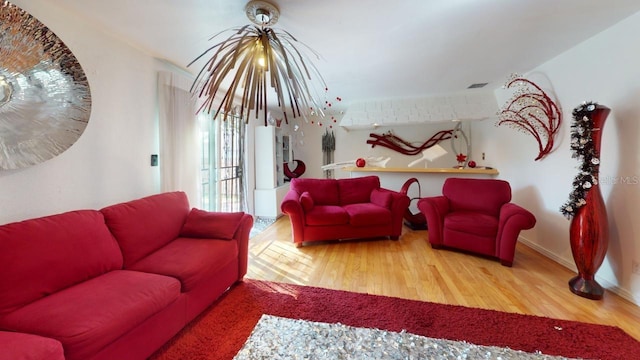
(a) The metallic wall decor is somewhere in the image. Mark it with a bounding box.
[0,1,92,170]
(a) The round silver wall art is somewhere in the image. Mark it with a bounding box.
[0,1,92,170]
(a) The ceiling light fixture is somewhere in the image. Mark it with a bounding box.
[189,0,327,125]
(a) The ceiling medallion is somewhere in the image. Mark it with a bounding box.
[0,1,92,170]
[245,0,280,26]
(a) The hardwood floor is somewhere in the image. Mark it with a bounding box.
[246,216,640,341]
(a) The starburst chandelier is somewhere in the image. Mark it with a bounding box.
[189,0,327,125]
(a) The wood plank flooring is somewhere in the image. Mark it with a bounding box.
[246,216,640,341]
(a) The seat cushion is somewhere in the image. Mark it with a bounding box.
[343,203,392,227]
[305,205,349,226]
[0,331,65,360]
[128,237,238,292]
[444,211,499,237]
[0,270,181,360]
[101,191,190,267]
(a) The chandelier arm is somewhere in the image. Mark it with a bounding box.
[269,33,322,119]
[188,25,252,68]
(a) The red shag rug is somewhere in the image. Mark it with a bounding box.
[150,279,640,360]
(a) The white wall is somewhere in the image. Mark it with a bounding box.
[1,1,181,225]
[474,12,640,303]
[289,11,640,304]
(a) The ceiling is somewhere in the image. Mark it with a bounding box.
[52,0,640,104]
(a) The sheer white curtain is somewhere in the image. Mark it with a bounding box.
[157,71,202,208]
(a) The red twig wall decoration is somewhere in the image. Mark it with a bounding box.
[497,74,562,161]
[366,129,453,155]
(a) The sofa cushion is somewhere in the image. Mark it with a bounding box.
[299,191,314,212]
[443,178,511,217]
[101,191,190,267]
[338,176,380,205]
[370,188,393,208]
[0,331,65,360]
[444,211,499,237]
[305,205,349,226]
[290,178,339,205]
[343,203,392,227]
[128,237,238,292]
[0,270,181,360]
[180,208,245,240]
[0,210,123,316]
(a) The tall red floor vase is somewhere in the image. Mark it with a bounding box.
[564,103,610,300]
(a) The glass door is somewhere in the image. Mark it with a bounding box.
[200,113,246,212]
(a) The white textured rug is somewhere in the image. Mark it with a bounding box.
[234,315,579,360]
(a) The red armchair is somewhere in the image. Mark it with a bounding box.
[417,178,536,267]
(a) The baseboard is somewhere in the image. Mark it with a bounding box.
[518,236,638,306]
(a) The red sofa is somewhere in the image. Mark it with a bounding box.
[281,176,410,247]
[0,191,253,360]
[417,178,536,266]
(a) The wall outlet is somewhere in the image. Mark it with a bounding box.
[633,260,640,275]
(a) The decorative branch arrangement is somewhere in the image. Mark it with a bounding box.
[366,129,453,156]
[560,102,601,219]
[497,74,562,161]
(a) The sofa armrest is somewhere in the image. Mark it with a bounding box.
[233,214,254,281]
[496,203,536,264]
[0,331,65,360]
[280,189,306,244]
[378,188,410,238]
[417,196,450,246]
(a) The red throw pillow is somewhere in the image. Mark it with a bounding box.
[180,208,245,240]
[300,191,314,212]
[370,189,393,208]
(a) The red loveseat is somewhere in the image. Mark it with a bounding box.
[0,191,253,360]
[417,178,536,266]
[281,176,410,247]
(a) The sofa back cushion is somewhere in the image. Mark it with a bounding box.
[443,178,512,216]
[101,192,190,267]
[290,178,339,206]
[0,210,123,316]
[338,176,381,205]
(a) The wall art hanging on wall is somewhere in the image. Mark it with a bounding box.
[497,74,561,161]
[0,1,92,170]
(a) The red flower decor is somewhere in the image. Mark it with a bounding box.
[497,74,562,161]
[456,153,467,163]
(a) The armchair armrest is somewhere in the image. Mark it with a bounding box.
[281,190,304,217]
[280,189,306,245]
[498,203,536,232]
[496,203,536,265]
[234,214,254,281]
[377,188,410,238]
[417,196,450,246]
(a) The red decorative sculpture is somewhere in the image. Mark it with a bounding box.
[497,74,562,161]
[283,160,306,180]
[366,129,453,155]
